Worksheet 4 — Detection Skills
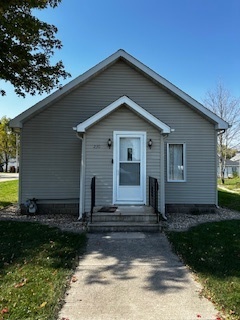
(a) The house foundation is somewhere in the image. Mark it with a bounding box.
[166,204,217,215]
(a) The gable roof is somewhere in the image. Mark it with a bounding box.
[10,49,229,130]
[225,159,239,166]
[231,153,240,162]
[73,96,171,134]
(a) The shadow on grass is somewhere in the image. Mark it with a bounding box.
[0,201,15,209]
[0,221,86,320]
[218,190,240,211]
[167,220,240,278]
[167,220,240,319]
[0,220,86,270]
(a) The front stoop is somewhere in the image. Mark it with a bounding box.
[87,206,162,232]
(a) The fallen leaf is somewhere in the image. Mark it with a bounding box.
[14,278,27,288]
[40,301,47,308]
[1,308,9,314]
[71,276,78,282]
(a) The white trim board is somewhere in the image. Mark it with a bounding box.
[10,49,229,130]
[74,96,171,134]
[113,131,146,205]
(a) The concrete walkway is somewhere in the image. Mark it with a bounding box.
[0,173,19,182]
[58,232,220,320]
[218,185,240,194]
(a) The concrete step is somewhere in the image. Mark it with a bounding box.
[92,213,157,223]
[87,222,161,233]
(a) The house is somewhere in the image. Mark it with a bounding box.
[2,158,19,172]
[218,158,240,178]
[229,152,240,177]
[231,152,240,162]
[10,49,229,225]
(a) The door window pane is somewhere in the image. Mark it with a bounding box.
[120,138,140,161]
[119,163,140,185]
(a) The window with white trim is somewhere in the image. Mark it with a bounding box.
[167,143,186,182]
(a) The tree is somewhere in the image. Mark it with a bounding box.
[221,146,238,160]
[0,0,70,97]
[204,81,240,183]
[0,116,18,172]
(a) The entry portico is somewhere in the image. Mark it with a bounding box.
[74,95,171,219]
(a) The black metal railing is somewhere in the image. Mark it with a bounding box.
[90,176,96,223]
[149,176,159,222]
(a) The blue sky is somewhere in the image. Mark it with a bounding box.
[1,0,239,119]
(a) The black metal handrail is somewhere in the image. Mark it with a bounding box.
[149,176,159,222]
[90,176,96,223]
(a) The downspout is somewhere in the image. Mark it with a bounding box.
[160,134,167,220]
[217,129,226,136]
[160,129,175,221]
[216,127,229,207]
[74,130,85,220]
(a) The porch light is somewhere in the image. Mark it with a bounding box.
[148,139,152,149]
[108,138,112,149]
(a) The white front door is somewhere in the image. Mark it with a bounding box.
[113,131,146,204]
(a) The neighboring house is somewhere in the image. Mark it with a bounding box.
[231,153,240,162]
[10,49,229,220]
[218,158,240,178]
[230,153,240,177]
[2,158,18,172]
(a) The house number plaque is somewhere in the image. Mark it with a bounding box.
[93,145,101,149]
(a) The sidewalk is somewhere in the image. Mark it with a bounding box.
[0,173,19,182]
[58,232,220,320]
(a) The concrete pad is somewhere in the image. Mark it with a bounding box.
[103,232,146,239]
[58,233,220,320]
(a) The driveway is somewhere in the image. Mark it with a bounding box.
[58,232,220,320]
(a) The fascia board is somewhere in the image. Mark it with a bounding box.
[9,50,125,128]
[9,49,229,130]
[120,51,229,130]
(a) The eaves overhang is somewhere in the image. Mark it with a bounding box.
[9,49,229,131]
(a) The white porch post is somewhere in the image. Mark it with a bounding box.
[79,133,86,220]
[160,134,166,216]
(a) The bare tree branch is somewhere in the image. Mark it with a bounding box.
[204,81,240,183]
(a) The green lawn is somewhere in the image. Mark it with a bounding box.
[0,221,86,320]
[0,180,18,209]
[218,190,240,211]
[218,177,240,193]
[1,178,240,319]
[167,220,240,320]
[218,177,240,211]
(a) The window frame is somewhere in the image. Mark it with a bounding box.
[167,143,186,182]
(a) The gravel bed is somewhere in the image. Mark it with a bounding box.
[166,207,240,231]
[0,205,86,233]
[0,205,240,233]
